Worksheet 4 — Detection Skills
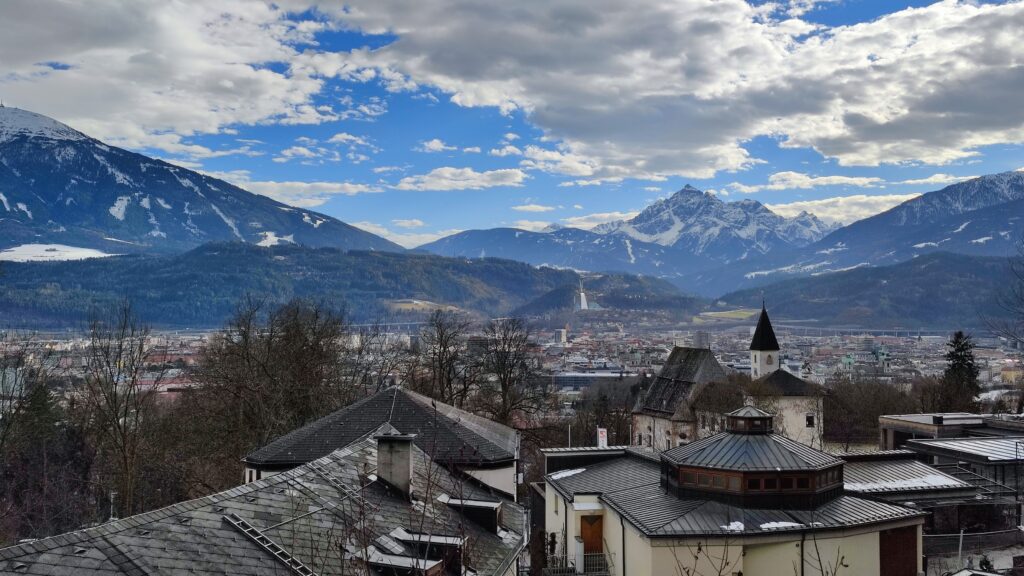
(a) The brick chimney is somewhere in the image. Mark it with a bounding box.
[375,433,416,499]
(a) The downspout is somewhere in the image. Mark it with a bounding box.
[800,530,806,576]
[620,516,627,576]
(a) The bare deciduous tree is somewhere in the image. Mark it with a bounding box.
[476,317,549,426]
[80,300,160,517]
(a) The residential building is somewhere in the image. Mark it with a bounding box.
[0,425,527,575]
[542,406,925,576]
[242,386,520,499]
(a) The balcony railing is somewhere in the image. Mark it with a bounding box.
[542,553,613,576]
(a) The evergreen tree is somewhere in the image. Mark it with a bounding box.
[941,331,981,411]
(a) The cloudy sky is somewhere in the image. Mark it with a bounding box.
[2,0,1023,247]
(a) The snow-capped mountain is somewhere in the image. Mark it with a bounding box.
[0,107,401,255]
[418,185,835,287]
[596,185,836,261]
[688,171,1024,295]
[417,225,714,278]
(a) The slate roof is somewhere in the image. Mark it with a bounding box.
[749,306,780,351]
[661,431,842,471]
[0,430,526,576]
[751,369,822,397]
[634,347,727,420]
[245,387,517,467]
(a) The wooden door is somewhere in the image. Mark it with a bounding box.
[879,525,918,576]
[580,515,603,554]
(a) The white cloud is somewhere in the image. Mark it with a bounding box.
[204,169,381,207]
[562,210,640,229]
[394,167,527,191]
[463,146,481,153]
[328,132,370,146]
[416,138,457,153]
[730,171,884,194]
[351,221,462,248]
[392,218,425,228]
[489,145,522,157]
[6,1,1024,180]
[503,132,520,142]
[306,0,1024,178]
[373,165,405,173]
[512,220,552,232]
[896,173,975,187]
[767,193,920,226]
[512,203,556,213]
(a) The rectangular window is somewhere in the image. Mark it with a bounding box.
[806,413,816,428]
[728,477,740,490]
[763,478,778,490]
[797,477,810,489]
[713,476,726,489]
[682,471,696,485]
[698,474,712,487]
[747,478,760,490]
[782,477,794,490]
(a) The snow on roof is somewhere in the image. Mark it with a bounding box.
[549,468,586,480]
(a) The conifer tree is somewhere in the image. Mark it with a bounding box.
[941,331,980,411]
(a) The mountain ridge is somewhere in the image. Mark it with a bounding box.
[0,107,401,254]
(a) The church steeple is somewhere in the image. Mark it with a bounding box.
[749,303,780,378]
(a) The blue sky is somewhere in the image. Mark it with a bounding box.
[3,0,1024,246]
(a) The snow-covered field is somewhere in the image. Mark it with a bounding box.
[0,243,114,262]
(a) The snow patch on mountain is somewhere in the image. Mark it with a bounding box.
[257,231,295,247]
[970,236,993,244]
[155,197,171,209]
[952,221,971,233]
[0,192,10,212]
[16,203,32,219]
[109,196,130,221]
[209,203,242,239]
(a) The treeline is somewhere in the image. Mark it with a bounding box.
[0,297,552,545]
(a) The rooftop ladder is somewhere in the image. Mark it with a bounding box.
[224,513,319,576]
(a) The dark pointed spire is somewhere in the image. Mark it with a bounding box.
[749,303,779,351]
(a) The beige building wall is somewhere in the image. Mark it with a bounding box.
[633,413,694,451]
[464,463,516,500]
[544,490,922,576]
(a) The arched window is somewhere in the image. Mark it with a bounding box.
[766,354,773,365]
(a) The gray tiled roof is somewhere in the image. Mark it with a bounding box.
[0,434,526,576]
[635,347,727,419]
[245,387,517,467]
[752,370,822,397]
[661,431,842,471]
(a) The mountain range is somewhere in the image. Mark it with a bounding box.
[421,173,1023,297]
[419,186,837,282]
[0,106,400,254]
[0,106,1021,329]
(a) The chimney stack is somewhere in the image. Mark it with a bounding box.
[375,433,416,499]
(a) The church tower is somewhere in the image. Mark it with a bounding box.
[750,304,780,379]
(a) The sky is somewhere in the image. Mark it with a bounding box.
[2,0,1024,247]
